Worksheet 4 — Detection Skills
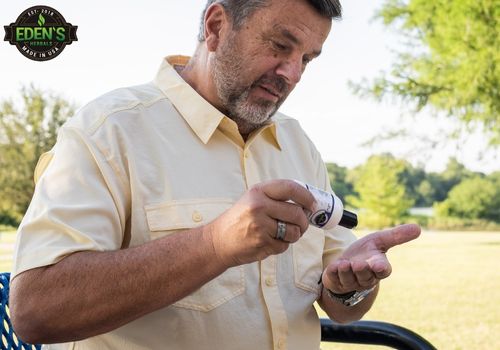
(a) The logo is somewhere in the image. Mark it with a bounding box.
[4,5,78,61]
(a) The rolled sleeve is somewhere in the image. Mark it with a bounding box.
[12,127,129,278]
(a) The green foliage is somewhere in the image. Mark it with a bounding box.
[325,162,353,203]
[0,85,74,223]
[398,160,427,206]
[384,158,475,207]
[487,171,500,187]
[425,157,476,203]
[353,0,500,144]
[325,156,498,229]
[434,176,500,221]
[346,154,415,228]
[415,179,436,205]
[406,214,429,227]
[427,216,500,231]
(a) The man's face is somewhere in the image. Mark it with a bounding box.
[211,0,331,134]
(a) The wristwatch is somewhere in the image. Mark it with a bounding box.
[325,285,376,307]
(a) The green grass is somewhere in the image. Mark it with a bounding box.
[2,230,499,349]
[319,231,500,350]
[0,230,16,272]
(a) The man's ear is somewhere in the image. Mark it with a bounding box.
[203,4,230,52]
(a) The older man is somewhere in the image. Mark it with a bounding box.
[10,0,420,349]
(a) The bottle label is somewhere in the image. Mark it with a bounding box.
[304,183,335,228]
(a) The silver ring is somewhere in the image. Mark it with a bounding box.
[276,220,286,240]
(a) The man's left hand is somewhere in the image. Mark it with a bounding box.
[322,224,421,294]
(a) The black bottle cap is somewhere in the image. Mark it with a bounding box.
[339,210,358,229]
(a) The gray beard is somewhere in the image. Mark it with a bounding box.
[212,48,282,135]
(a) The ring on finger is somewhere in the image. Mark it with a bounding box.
[275,220,287,241]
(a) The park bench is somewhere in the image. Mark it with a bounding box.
[0,272,436,349]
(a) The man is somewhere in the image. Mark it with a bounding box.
[10,0,420,349]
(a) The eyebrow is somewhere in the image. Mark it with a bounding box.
[274,26,322,57]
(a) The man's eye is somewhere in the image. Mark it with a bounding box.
[272,41,288,51]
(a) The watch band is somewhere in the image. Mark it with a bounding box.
[325,285,376,307]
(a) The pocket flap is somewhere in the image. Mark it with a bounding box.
[144,198,233,231]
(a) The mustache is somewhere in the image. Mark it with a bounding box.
[252,75,289,97]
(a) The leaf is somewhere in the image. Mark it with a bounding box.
[38,14,45,27]
[354,0,500,146]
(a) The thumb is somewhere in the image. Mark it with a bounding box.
[374,223,421,252]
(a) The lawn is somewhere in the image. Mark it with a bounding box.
[0,230,16,272]
[1,230,499,349]
[319,231,500,350]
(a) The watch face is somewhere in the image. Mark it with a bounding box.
[344,293,363,307]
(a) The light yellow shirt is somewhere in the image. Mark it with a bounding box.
[13,56,356,350]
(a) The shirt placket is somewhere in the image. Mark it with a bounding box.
[243,141,289,350]
[260,256,289,350]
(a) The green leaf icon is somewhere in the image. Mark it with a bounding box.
[38,14,45,26]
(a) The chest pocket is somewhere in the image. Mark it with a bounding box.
[292,226,325,295]
[145,198,245,312]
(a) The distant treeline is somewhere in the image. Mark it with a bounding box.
[326,156,500,230]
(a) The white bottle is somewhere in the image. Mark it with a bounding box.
[294,180,358,230]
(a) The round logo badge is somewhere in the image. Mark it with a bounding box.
[4,5,78,61]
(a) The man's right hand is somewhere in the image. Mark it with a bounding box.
[10,179,315,343]
[205,179,316,268]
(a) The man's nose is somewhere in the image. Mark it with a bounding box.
[275,56,303,86]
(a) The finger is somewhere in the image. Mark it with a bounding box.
[352,260,377,288]
[366,255,392,279]
[321,261,344,294]
[260,179,316,212]
[322,268,342,292]
[338,259,358,291]
[268,200,309,233]
[374,224,421,252]
[266,236,290,255]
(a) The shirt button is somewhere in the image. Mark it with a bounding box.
[277,339,285,349]
[244,152,249,159]
[265,277,274,287]
[192,211,203,222]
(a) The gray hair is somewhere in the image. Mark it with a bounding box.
[197,0,342,42]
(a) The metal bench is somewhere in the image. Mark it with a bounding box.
[0,272,436,349]
[1,273,40,349]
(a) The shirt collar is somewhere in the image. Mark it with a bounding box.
[153,55,224,144]
[153,55,281,150]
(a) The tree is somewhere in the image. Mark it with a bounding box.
[434,176,500,222]
[354,0,500,145]
[325,162,354,203]
[390,157,476,207]
[0,86,74,224]
[430,157,477,202]
[347,154,415,228]
[398,161,427,206]
[487,171,500,187]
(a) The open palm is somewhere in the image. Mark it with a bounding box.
[322,224,421,293]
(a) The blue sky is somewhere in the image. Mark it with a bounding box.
[1,0,497,173]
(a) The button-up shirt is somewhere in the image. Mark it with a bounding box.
[13,55,356,350]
